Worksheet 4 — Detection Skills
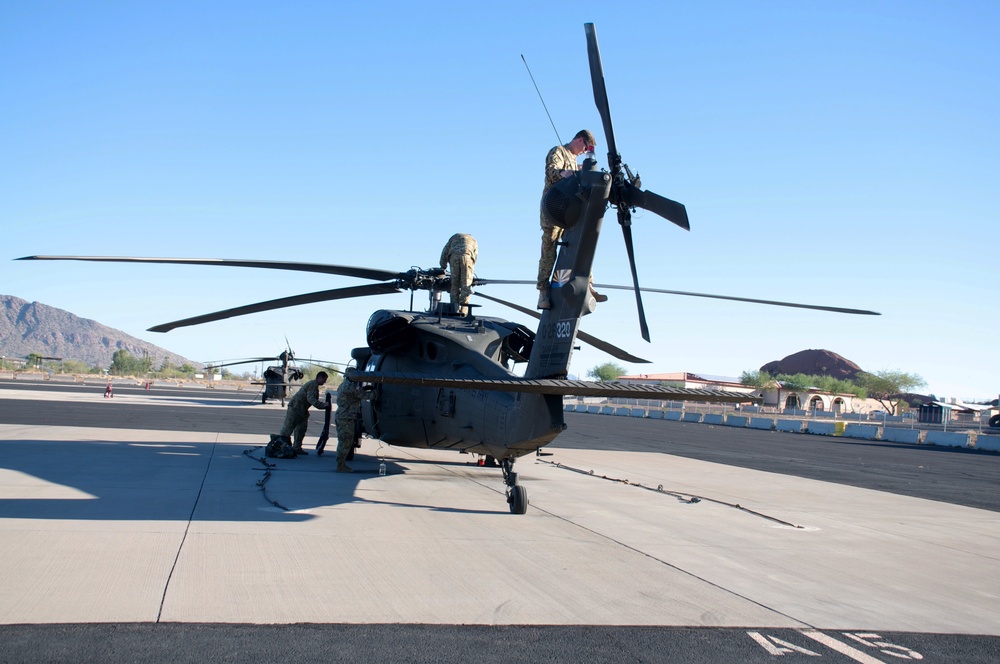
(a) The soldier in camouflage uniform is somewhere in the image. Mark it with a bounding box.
[278,371,328,456]
[439,233,478,315]
[334,376,364,472]
[537,129,606,309]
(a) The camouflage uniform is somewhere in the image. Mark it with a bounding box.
[279,378,327,449]
[334,378,364,464]
[537,144,579,290]
[439,233,478,310]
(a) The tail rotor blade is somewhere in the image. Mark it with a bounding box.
[624,183,690,231]
[585,23,620,173]
[620,221,650,342]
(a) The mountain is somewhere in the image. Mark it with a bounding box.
[760,349,863,381]
[0,294,198,370]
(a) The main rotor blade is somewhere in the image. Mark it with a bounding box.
[17,256,403,282]
[205,357,280,369]
[296,359,350,367]
[585,23,619,173]
[472,278,536,287]
[623,183,690,231]
[591,283,882,316]
[619,222,651,342]
[351,371,753,403]
[473,292,650,364]
[148,282,401,332]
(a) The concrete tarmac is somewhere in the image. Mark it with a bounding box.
[1,379,999,662]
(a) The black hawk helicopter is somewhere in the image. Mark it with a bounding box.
[205,346,344,405]
[18,24,878,514]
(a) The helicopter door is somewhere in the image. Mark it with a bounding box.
[360,353,383,437]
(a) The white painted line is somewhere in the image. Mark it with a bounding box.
[842,633,924,660]
[800,630,886,663]
[747,632,820,656]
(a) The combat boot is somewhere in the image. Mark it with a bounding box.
[537,288,551,310]
[335,461,353,473]
[589,285,608,303]
[292,443,309,456]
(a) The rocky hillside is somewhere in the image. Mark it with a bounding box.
[0,294,197,370]
[760,349,863,380]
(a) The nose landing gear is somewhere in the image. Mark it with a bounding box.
[502,458,529,514]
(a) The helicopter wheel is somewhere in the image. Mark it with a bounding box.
[501,458,528,514]
[508,485,529,515]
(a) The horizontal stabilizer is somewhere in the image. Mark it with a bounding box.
[349,371,757,403]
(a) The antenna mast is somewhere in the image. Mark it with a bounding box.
[521,54,562,145]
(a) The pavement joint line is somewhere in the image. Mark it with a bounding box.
[518,458,817,630]
[537,457,804,529]
[156,435,219,622]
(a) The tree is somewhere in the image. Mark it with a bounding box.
[740,369,777,391]
[56,359,90,374]
[773,373,867,398]
[588,362,626,382]
[302,364,343,382]
[109,349,153,376]
[856,370,926,415]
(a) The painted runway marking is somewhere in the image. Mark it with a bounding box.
[841,633,923,660]
[801,630,887,663]
[748,631,924,661]
[747,632,820,656]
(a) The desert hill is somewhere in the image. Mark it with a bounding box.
[760,349,863,380]
[1,294,197,370]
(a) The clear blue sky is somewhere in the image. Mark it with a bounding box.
[2,2,997,399]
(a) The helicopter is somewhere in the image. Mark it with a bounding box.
[205,345,344,405]
[17,23,879,514]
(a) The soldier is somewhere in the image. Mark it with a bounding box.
[334,376,364,473]
[439,233,478,315]
[537,129,607,309]
[278,371,328,456]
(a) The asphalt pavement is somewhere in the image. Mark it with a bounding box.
[1,377,998,663]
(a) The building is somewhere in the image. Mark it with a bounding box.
[620,371,888,414]
[618,372,756,395]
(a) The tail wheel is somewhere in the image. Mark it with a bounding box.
[989,414,1000,429]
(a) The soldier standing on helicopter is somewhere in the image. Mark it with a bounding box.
[537,129,606,309]
[439,233,478,316]
[278,371,328,456]
[334,375,364,473]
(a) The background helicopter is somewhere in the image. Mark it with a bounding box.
[205,344,345,405]
[18,23,878,514]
